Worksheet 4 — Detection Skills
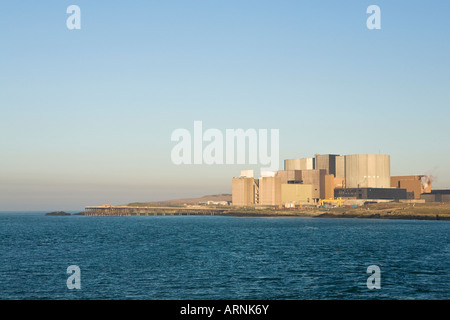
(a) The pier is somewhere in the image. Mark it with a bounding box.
[83,205,232,216]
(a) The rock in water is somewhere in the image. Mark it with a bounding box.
[45,211,71,216]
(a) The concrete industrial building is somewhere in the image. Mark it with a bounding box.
[300,169,329,201]
[315,154,338,176]
[257,170,333,206]
[344,154,390,188]
[284,158,314,171]
[275,170,302,184]
[259,175,282,206]
[278,169,334,202]
[232,168,335,206]
[335,155,346,181]
[286,154,390,189]
[334,188,407,200]
[281,184,313,204]
[232,175,257,206]
[391,175,432,199]
[324,174,335,199]
[334,177,345,189]
[420,190,450,203]
[232,153,434,206]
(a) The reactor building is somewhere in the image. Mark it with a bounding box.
[232,153,433,207]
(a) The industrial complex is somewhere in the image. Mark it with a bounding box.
[232,153,445,208]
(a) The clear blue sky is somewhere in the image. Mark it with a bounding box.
[1,1,449,210]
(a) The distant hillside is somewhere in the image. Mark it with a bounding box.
[126,194,232,207]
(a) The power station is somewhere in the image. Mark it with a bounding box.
[232,154,434,207]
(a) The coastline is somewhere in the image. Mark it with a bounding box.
[42,202,450,221]
[70,212,450,221]
[223,202,450,221]
[223,211,449,221]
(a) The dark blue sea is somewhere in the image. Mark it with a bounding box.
[0,212,448,300]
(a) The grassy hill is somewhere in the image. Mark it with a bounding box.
[126,194,231,207]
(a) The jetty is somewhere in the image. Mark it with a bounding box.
[83,205,231,216]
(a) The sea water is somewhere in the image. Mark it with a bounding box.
[0,212,448,300]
